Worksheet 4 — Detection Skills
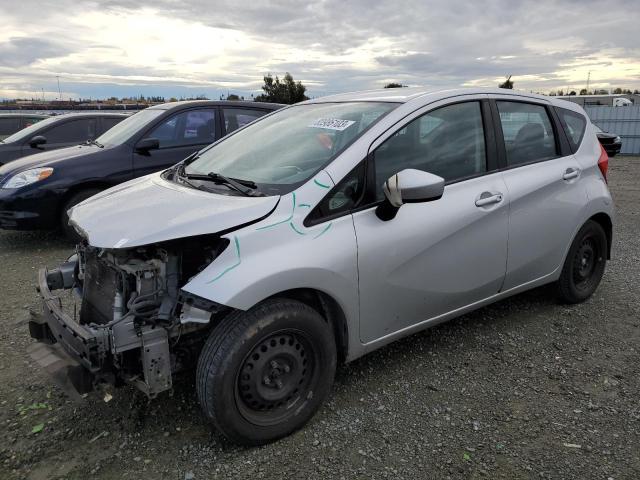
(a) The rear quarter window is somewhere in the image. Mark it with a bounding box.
[556,107,587,152]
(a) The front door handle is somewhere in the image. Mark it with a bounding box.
[563,168,580,180]
[475,192,503,207]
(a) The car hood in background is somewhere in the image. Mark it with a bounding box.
[0,144,101,174]
[68,173,280,248]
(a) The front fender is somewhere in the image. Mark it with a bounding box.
[181,170,360,355]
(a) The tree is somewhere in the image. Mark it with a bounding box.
[226,94,241,101]
[634,89,640,95]
[384,82,406,88]
[254,73,308,104]
[569,90,577,96]
[613,87,623,94]
[498,75,514,89]
[579,89,589,95]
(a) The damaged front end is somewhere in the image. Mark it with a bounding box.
[29,235,230,398]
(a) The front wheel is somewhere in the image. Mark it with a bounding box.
[196,298,336,445]
[557,220,607,303]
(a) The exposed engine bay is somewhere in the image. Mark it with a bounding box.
[29,235,231,398]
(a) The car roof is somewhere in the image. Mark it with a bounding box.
[305,87,561,104]
[148,100,284,111]
[0,113,50,118]
[303,86,589,116]
[48,112,130,118]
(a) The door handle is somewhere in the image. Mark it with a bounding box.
[563,168,580,180]
[475,192,503,207]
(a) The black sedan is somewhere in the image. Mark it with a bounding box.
[0,112,128,166]
[594,126,622,157]
[0,100,282,238]
[0,113,49,140]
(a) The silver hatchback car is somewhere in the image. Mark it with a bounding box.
[30,87,613,445]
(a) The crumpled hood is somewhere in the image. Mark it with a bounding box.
[68,173,280,248]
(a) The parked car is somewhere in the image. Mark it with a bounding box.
[0,113,50,141]
[594,125,622,157]
[28,88,613,446]
[0,101,281,237]
[0,112,128,166]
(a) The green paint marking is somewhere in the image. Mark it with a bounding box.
[314,178,330,189]
[289,222,307,235]
[313,222,333,239]
[207,236,241,283]
[297,203,311,208]
[256,192,296,230]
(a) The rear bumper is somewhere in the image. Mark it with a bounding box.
[28,268,108,395]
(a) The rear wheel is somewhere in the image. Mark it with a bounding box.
[60,188,101,241]
[557,220,607,303]
[196,298,336,445]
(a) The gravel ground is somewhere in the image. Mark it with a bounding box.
[1,157,639,480]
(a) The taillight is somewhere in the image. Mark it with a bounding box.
[597,144,609,183]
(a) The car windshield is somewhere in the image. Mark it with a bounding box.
[95,108,165,147]
[184,102,397,195]
[2,115,61,144]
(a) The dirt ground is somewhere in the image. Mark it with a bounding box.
[1,157,639,480]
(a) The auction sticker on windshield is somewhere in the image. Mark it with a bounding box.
[308,118,356,131]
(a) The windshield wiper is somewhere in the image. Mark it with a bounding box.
[184,171,265,197]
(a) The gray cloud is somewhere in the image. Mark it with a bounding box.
[0,0,639,99]
[0,37,72,67]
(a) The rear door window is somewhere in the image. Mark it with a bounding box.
[44,118,97,144]
[556,107,587,152]
[496,101,557,166]
[222,108,268,134]
[147,109,216,148]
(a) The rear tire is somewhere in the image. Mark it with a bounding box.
[196,298,336,446]
[60,189,101,241]
[557,220,607,303]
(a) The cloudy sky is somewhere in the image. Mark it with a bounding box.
[1,0,639,100]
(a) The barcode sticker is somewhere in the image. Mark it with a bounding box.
[308,118,356,131]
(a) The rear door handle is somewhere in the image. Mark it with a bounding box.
[563,168,580,180]
[475,192,503,207]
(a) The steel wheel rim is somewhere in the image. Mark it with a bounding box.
[572,236,601,291]
[235,329,316,427]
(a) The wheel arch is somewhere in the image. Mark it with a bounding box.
[266,288,349,364]
[589,212,613,259]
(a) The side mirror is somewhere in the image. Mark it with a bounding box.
[135,137,160,154]
[376,169,445,221]
[29,135,47,148]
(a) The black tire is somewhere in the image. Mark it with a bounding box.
[60,189,102,241]
[557,220,607,303]
[196,298,336,445]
